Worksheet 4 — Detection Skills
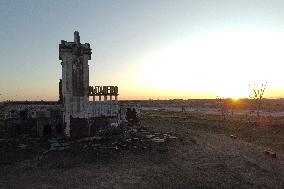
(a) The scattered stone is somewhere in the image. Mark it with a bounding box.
[98,146,119,150]
[18,144,28,149]
[38,126,173,155]
[265,150,277,158]
[163,133,177,139]
[132,129,138,133]
[168,135,177,139]
[49,138,71,151]
[110,122,119,127]
[51,146,71,151]
[77,136,102,143]
[142,131,150,134]
[151,137,165,143]
[146,134,155,139]
[230,134,237,139]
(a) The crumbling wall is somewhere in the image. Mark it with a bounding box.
[70,117,89,138]
[3,103,62,137]
[89,101,119,118]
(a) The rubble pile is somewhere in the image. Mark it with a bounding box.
[45,127,178,154]
[0,126,178,167]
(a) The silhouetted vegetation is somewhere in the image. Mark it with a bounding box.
[249,82,267,118]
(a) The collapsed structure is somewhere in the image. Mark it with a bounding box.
[4,32,136,138]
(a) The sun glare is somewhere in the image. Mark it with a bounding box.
[138,30,284,99]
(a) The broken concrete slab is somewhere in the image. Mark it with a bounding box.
[265,150,277,158]
[151,137,165,143]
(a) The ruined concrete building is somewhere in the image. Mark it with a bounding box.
[4,32,134,138]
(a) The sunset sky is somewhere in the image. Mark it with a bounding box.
[1,0,284,100]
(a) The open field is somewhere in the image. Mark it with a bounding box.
[143,110,284,153]
[0,110,283,188]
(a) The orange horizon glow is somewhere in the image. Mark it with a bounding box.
[2,2,284,103]
[2,87,284,101]
[1,31,284,101]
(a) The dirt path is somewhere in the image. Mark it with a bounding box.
[167,132,284,188]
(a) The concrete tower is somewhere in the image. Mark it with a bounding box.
[59,31,92,137]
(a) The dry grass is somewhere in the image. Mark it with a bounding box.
[141,110,284,153]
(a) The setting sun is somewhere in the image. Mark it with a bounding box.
[137,30,284,99]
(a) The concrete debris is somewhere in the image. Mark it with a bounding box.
[131,128,138,133]
[146,134,155,139]
[77,136,103,143]
[71,127,177,152]
[168,135,177,139]
[7,126,178,162]
[142,131,150,134]
[163,134,177,139]
[151,137,165,143]
[49,138,71,151]
[230,134,237,139]
[110,122,119,127]
[126,108,140,126]
[265,150,277,158]
[18,144,29,149]
[98,146,119,150]
[50,145,71,151]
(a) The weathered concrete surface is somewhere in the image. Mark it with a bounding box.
[60,31,92,137]
[3,102,62,137]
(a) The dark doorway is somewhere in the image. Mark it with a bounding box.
[43,125,51,138]
[56,123,63,135]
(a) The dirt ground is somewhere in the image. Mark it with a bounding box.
[0,111,283,189]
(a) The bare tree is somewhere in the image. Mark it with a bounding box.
[249,82,267,119]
